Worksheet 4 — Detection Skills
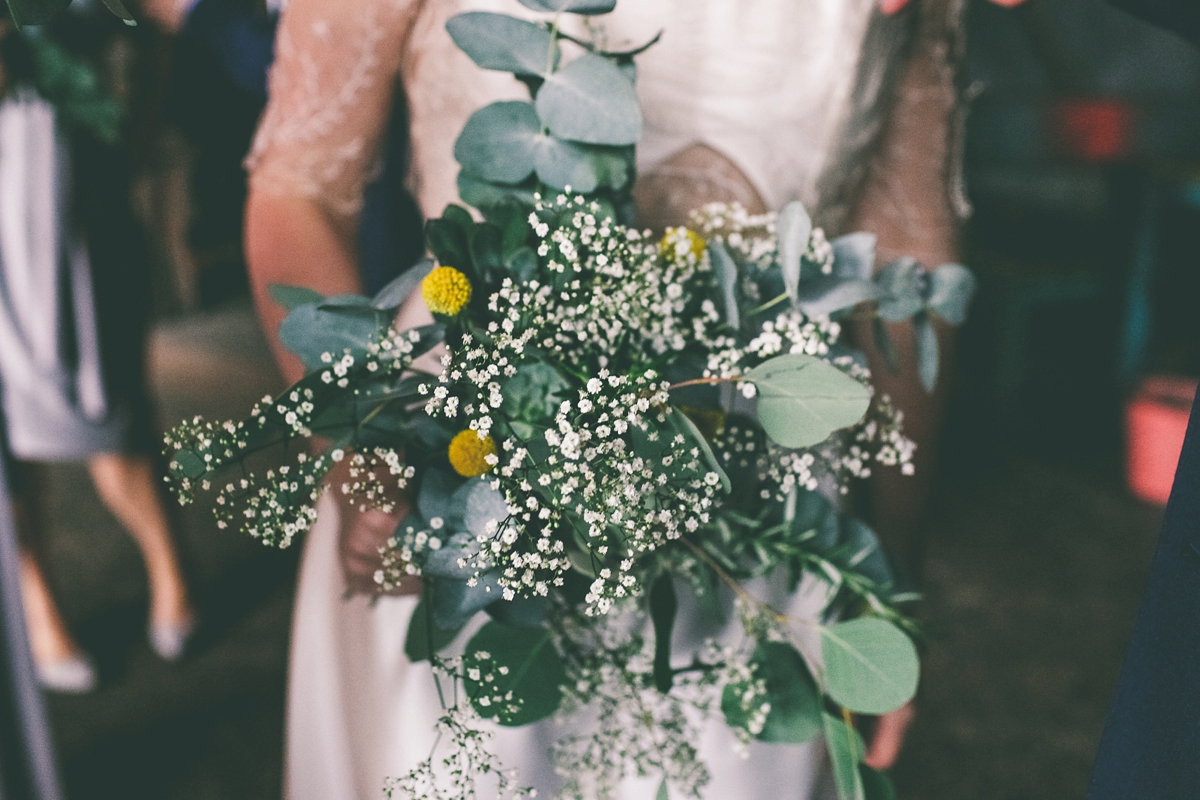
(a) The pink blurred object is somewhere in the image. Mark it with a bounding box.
[1126,376,1197,505]
[1048,97,1136,163]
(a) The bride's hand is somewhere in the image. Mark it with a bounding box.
[863,701,916,770]
[331,460,422,597]
[881,0,1025,12]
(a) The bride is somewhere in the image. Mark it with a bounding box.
[243,0,1018,796]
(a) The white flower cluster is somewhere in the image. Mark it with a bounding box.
[340,448,415,515]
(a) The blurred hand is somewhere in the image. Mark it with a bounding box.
[331,461,422,597]
[137,0,193,32]
[864,701,916,770]
[881,0,1026,13]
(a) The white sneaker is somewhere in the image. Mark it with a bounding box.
[37,654,98,694]
[149,616,195,662]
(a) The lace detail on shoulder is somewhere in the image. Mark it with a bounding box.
[246,0,421,217]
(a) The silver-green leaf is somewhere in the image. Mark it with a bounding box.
[746,354,871,449]
[821,617,919,715]
[536,53,642,146]
[446,12,557,76]
[454,101,541,185]
[516,0,616,14]
[533,135,601,192]
[926,263,977,326]
[777,201,812,304]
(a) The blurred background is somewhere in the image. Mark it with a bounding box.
[15,0,1200,798]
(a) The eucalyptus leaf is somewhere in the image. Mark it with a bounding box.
[536,53,641,146]
[100,0,136,23]
[871,318,899,373]
[503,363,571,424]
[457,171,539,211]
[506,247,539,281]
[487,594,549,628]
[372,260,433,310]
[516,0,616,14]
[278,300,389,371]
[873,258,923,322]
[423,532,481,579]
[669,407,730,493]
[405,593,462,662]
[831,232,876,282]
[470,224,505,272]
[446,12,558,76]
[914,312,940,393]
[462,480,511,539]
[656,779,670,800]
[269,283,325,312]
[454,101,541,185]
[821,617,919,715]
[777,202,812,304]
[796,278,884,316]
[417,469,460,526]
[926,263,977,326]
[755,642,822,743]
[464,622,566,726]
[822,711,866,800]
[650,574,677,693]
[534,135,601,192]
[709,240,740,330]
[433,572,503,630]
[746,354,872,449]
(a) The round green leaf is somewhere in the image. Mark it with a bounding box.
[747,354,871,449]
[465,621,566,726]
[873,257,923,322]
[536,53,642,146]
[516,0,616,14]
[457,170,538,211]
[756,642,822,743]
[821,617,919,715]
[446,12,558,76]
[927,263,977,326]
[454,101,542,185]
[534,135,601,192]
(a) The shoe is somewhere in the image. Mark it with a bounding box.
[149,616,195,662]
[36,654,97,694]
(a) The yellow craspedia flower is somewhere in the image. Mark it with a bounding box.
[421,266,472,316]
[659,226,707,262]
[448,430,496,477]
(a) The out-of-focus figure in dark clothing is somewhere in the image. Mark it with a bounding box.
[0,8,195,693]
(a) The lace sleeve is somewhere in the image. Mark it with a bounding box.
[850,0,968,267]
[245,0,422,218]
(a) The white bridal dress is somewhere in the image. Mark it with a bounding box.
[247,0,964,797]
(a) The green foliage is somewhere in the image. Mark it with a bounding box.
[465,622,566,726]
[517,0,616,15]
[830,232,876,282]
[26,34,123,143]
[914,312,939,394]
[405,593,462,662]
[747,354,872,449]
[709,240,740,330]
[649,574,677,693]
[269,283,325,311]
[926,263,976,326]
[668,407,730,493]
[861,765,897,800]
[277,296,392,371]
[777,201,812,304]
[446,12,559,76]
[821,617,919,715]
[722,640,822,743]
[536,53,642,146]
[823,711,866,800]
[454,101,542,185]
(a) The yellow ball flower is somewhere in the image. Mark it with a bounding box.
[421,266,472,316]
[659,227,707,262]
[448,430,496,477]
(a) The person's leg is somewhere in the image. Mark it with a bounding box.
[86,453,193,628]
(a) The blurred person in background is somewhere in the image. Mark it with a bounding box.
[0,7,195,693]
[243,0,1029,796]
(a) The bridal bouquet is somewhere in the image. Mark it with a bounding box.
[166,1,975,799]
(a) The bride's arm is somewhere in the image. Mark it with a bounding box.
[244,0,423,594]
